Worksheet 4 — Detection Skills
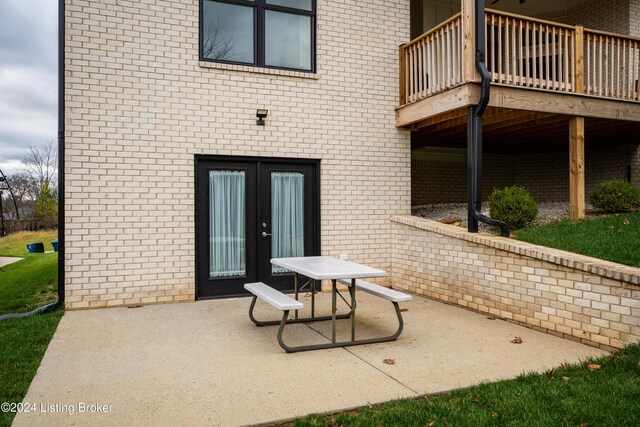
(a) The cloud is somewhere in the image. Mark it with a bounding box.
[0,159,24,176]
[0,1,58,70]
[0,0,58,176]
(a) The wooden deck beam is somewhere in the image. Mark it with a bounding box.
[488,84,640,122]
[569,117,586,220]
[461,0,478,83]
[396,85,475,128]
[398,83,640,129]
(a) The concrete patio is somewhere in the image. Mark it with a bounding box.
[15,292,606,426]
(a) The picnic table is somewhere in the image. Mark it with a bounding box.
[244,256,411,353]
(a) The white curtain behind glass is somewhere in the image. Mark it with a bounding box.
[272,172,304,273]
[264,11,311,70]
[209,170,246,278]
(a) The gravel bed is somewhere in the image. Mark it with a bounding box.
[412,201,592,232]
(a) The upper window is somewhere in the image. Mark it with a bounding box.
[201,0,315,72]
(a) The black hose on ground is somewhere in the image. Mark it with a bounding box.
[0,301,61,321]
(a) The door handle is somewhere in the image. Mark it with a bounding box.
[261,232,272,237]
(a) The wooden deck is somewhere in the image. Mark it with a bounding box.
[397,5,640,129]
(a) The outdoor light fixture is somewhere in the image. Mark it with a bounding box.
[256,109,268,126]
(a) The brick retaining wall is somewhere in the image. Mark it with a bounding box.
[391,215,640,350]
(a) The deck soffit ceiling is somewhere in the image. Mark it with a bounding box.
[410,106,640,154]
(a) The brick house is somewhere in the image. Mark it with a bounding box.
[62,0,640,309]
[64,0,410,308]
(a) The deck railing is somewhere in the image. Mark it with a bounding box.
[399,8,640,106]
[485,10,576,92]
[400,12,462,104]
[584,29,640,100]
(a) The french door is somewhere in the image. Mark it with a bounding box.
[196,156,320,299]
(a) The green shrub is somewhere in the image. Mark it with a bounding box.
[589,180,640,213]
[488,186,538,230]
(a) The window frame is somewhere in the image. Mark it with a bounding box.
[199,0,317,73]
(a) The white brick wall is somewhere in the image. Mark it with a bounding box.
[65,0,411,308]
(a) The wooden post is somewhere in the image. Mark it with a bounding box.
[461,0,479,82]
[574,26,585,93]
[399,44,407,106]
[569,116,585,220]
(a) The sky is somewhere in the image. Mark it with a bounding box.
[0,0,58,176]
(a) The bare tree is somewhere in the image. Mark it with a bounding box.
[23,139,58,192]
[202,10,235,61]
[1,169,24,234]
[6,172,39,204]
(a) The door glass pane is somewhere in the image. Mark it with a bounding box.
[265,11,311,70]
[209,170,246,278]
[202,1,255,64]
[271,172,304,273]
[266,0,312,11]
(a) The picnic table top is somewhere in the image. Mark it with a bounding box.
[270,256,386,280]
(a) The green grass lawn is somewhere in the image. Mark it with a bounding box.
[294,344,640,426]
[515,213,640,268]
[0,230,58,314]
[0,310,63,427]
[0,230,62,427]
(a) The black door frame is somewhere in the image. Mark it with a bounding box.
[195,155,321,300]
